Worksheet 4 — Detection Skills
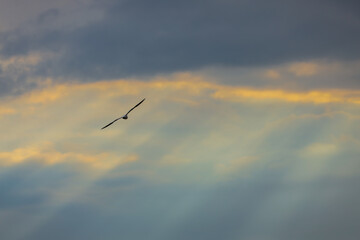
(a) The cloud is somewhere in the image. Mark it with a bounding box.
[0,2,359,239]
[1,72,359,184]
[200,60,360,90]
[0,142,138,170]
[214,156,258,178]
[1,74,360,160]
[288,62,320,76]
[0,165,48,210]
[0,0,99,31]
[0,0,359,82]
[12,73,360,105]
[0,106,15,117]
[36,8,60,24]
[0,72,359,239]
[18,172,360,240]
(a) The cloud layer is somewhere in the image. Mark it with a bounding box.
[1,75,360,239]
[1,0,360,81]
[1,1,360,239]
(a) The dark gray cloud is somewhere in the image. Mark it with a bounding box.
[1,0,359,82]
[36,8,60,25]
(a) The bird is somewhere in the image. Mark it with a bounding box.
[101,98,145,129]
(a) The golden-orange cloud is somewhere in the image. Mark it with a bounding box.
[212,87,360,104]
[0,106,16,117]
[0,142,138,170]
[1,72,359,177]
[288,62,320,76]
[4,72,360,111]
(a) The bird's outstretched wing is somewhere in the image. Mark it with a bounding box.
[101,98,145,130]
[126,98,145,115]
[101,117,123,129]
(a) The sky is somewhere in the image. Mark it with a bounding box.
[0,0,360,239]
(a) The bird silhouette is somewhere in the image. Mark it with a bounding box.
[101,98,145,129]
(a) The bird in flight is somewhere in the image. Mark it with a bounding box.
[101,98,145,130]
